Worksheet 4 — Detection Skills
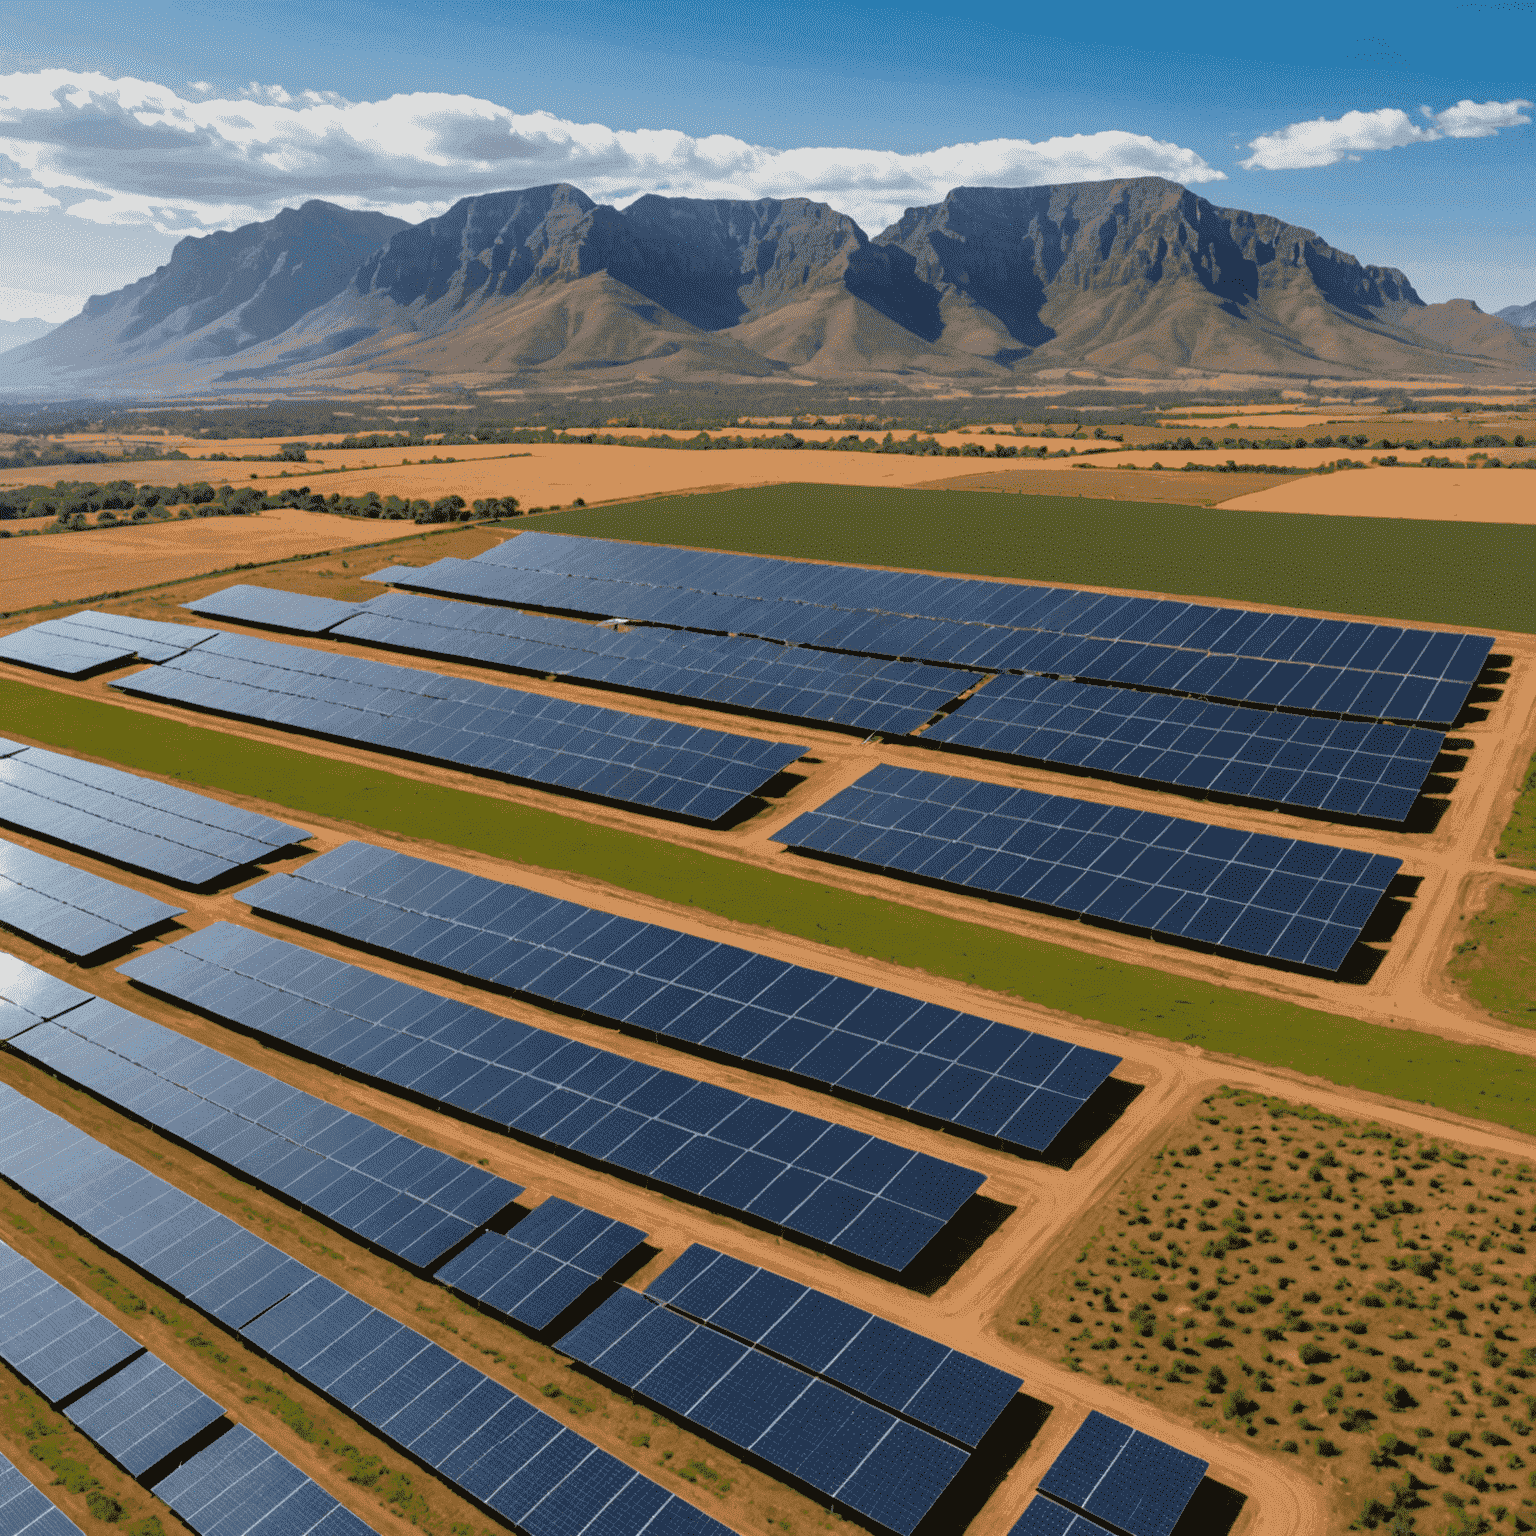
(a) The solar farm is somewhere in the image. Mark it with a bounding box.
[0,488,1531,1536]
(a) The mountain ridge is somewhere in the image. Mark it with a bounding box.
[4,178,1531,396]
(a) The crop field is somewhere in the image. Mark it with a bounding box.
[0,472,1532,1536]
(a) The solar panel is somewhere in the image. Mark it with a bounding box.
[559,1288,967,1535]
[775,764,1402,973]
[183,586,369,635]
[410,531,1493,730]
[1007,1494,1119,1536]
[10,995,522,1271]
[0,1239,141,1404]
[121,922,984,1276]
[0,746,308,886]
[64,1353,224,1476]
[0,1448,88,1536]
[0,839,185,958]
[150,1425,374,1536]
[1037,1411,1208,1536]
[0,612,213,676]
[645,1243,1019,1447]
[221,839,1119,1157]
[0,1083,734,1536]
[110,631,807,825]
[0,952,92,1040]
[436,1198,646,1332]
[928,673,1445,823]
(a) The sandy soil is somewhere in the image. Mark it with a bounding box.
[1216,467,1536,522]
[0,506,437,614]
[911,466,1305,505]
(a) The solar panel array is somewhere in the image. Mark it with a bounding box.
[0,839,185,958]
[183,586,369,635]
[122,923,984,1275]
[560,1287,970,1535]
[151,1426,375,1536]
[0,952,91,1040]
[232,840,1120,1156]
[111,631,806,823]
[1008,1496,1118,1536]
[775,764,1402,973]
[928,673,1445,823]
[437,1198,647,1332]
[0,1239,142,1404]
[0,1448,88,1536]
[11,994,522,1270]
[452,531,1492,729]
[0,745,308,885]
[1037,1411,1208,1536]
[0,611,212,677]
[646,1243,1020,1448]
[65,1352,225,1477]
[0,1082,734,1536]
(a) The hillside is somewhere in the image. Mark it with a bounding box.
[2,178,1531,396]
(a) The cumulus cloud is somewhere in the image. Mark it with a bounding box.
[0,68,1225,237]
[1242,98,1532,170]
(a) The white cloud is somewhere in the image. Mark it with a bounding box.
[0,68,1225,238]
[0,284,87,322]
[1242,98,1532,170]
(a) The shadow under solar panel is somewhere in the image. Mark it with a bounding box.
[121,922,985,1276]
[775,764,1402,974]
[224,839,1120,1158]
[111,630,807,824]
[1007,1494,1118,1536]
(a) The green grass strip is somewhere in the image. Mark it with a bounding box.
[1497,751,1536,870]
[533,484,1536,634]
[8,675,1536,1135]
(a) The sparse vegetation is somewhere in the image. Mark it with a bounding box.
[1449,884,1536,1029]
[1008,1087,1536,1533]
[1498,754,1536,870]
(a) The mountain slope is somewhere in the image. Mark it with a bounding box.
[0,319,57,356]
[1497,300,1536,328]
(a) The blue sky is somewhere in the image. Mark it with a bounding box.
[1,0,1532,320]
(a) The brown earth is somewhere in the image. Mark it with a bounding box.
[1216,470,1536,523]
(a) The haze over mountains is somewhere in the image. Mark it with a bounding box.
[4,177,1532,397]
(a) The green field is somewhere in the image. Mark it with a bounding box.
[531,484,1535,634]
[9,677,1536,1137]
[1498,751,1536,869]
[1449,881,1536,1028]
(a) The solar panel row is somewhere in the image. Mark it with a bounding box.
[0,745,308,886]
[151,1426,374,1536]
[1007,1496,1118,1536]
[774,764,1402,973]
[66,1352,226,1478]
[0,611,212,678]
[558,1287,966,1536]
[9,990,522,1270]
[1038,1411,1209,1536]
[232,840,1120,1155]
[0,1082,734,1536]
[646,1243,1019,1448]
[928,673,1445,824]
[0,951,91,1041]
[0,1448,88,1536]
[0,839,185,958]
[121,922,984,1275]
[183,586,369,635]
[436,1198,647,1333]
[483,532,1493,728]
[111,631,806,824]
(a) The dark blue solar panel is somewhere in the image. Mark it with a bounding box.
[121,922,983,1275]
[0,839,185,958]
[1007,1494,1119,1536]
[64,1353,224,1476]
[0,746,308,886]
[1038,1411,1207,1536]
[410,531,1491,730]
[645,1243,1018,1446]
[775,763,1402,973]
[0,1085,732,1536]
[10,994,521,1271]
[437,1199,646,1331]
[110,630,806,825]
[928,673,1444,824]
[183,586,368,634]
[0,1448,88,1536]
[558,1289,967,1536]
[0,952,92,1039]
[213,839,1118,1157]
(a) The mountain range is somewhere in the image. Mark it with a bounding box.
[4,177,1532,396]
